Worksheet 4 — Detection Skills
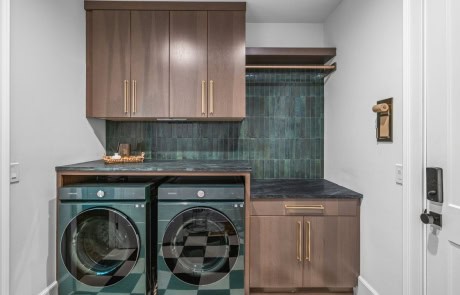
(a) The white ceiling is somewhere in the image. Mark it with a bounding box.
[245,0,343,23]
[103,0,343,23]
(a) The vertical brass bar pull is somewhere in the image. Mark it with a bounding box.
[201,80,206,116]
[209,80,214,115]
[296,221,302,262]
[123,80,128,114]
[132,80,137,114]
[305,221,311,262]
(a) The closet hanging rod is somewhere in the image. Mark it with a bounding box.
[246,64,336,70]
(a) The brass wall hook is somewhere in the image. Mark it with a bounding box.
[373,98,393,142]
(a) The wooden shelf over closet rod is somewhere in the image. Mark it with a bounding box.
[246,47,336,65]
[246,64,336,70]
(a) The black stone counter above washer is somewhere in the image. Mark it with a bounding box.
[56,160,252,173]
[251,179,363,199]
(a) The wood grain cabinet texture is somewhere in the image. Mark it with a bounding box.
[86,3,245,120]
[169,10,246,119]
[250,199,360,295]
[87,10,169,119]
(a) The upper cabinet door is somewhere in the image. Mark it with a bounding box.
[170,11,208,118]
[207,11,246,119]
[88,11,131,118]
[130,11,169,118]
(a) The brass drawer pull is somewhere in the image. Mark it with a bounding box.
[123,80,129,114]
[305,221,311,262]
[285,205,325,210]
[201,80,206,116]
[132,80,137,114]
[296,221,302,262]
[209,80,214,115]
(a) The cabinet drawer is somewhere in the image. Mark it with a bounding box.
[251,199,358,216]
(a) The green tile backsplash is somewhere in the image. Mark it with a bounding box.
[106,69,325,179]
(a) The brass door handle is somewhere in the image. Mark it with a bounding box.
[296,221,302,262]
[123,80,129,114]
[201,80,206,116]
[132,80,137,114]
[305,221,311,262]
[209,80,214,115]
[285,205,325,210]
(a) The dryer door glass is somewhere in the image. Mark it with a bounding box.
[61,208,140,287]
[162,207,240,285]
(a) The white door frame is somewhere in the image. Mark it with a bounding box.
[403,0,426,294]
[0,0,10,294]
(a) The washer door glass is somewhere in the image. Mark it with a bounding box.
[162,207,240,285]
[61,208,140,287]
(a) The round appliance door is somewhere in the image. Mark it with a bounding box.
[162,207,240,286]
[61,208,140,287]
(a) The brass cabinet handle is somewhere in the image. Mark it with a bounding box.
[123,80,129,114]
[285,205,325,210]
[201,80,206,116]
[296,221,302,262]
[209,80,214,115]
[132,80,137,114]
[305,221,311,262]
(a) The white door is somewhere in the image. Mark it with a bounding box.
[425,0,460,294]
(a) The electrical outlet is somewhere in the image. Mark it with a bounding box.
[395,164,403,185]
[10,163,20,183]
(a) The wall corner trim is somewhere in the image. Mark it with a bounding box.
[37,281,57,295]
[357,276,380,295]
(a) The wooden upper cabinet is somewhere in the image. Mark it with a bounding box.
[87,10,131,118]
[86,2,246,120]
[169,11,208,118]
[207,11,246,119]
[130,11,169,118]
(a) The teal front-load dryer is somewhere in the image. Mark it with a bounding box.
[157,177,245,295]
[57,183,156,295]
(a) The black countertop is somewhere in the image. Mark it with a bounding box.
[251,179,363,199]
[55,160,252,173]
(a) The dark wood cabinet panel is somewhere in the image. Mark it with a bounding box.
[170,11,208,118]
[303,216,358,288]
[250,216,304,289]
[131,11,169,118]
[249,200,360,294]
[207,11,246,119]
[88,10,131,118]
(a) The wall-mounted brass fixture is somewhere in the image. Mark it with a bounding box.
[372,97,393,142]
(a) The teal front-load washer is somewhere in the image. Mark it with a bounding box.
[57,183,156,295]
[157,177,245,295]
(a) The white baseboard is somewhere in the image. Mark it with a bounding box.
[37,281,57,295]
[354,276,379,295]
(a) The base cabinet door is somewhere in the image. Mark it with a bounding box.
[249,200,360,294]
[250,216,303,289]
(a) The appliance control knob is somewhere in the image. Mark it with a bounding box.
[197,190,205,198]
[234,204,238,208]
[239,203,244,208]
[96,190,105,198]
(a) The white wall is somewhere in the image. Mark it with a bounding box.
[10,0,105,294]
[247,23,324,47]
[324,1,403,294]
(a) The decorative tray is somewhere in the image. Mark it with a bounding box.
[102,152,145,164]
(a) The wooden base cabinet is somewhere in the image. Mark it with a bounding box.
[249,199,360,294]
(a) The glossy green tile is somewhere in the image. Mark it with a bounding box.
[106,69,324,179]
